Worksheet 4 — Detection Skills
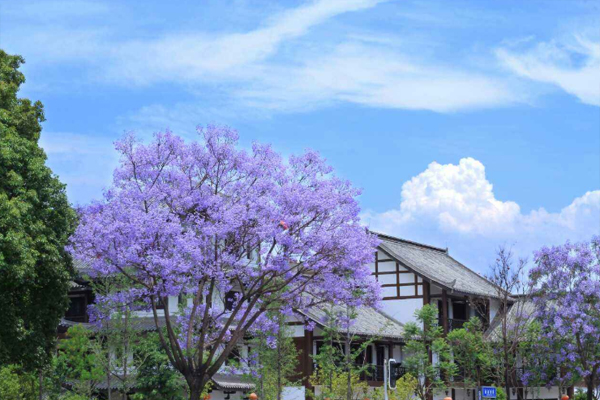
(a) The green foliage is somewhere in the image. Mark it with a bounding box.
[247,311,300,400]
[0,50,76,371]
[312,369,370,400]
[310,306,379,400]
[403,305,456,400]
[0,365,29,400]
[88,274,148,397]
[392,373,418,400]
[131,332,187,400]
[56,325,103,398]
[447,317,497,387]
[495,387,506,400]
[0,364,45,400]
[371,373,418,400]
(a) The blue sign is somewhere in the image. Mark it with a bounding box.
[482,387,497,398]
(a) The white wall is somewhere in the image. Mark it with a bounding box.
[380,297,423,325]
[282,387,305,400]
[209,390,247,400]
[489,298,501,322]
[134,295,180,318]
[433,387,562,400]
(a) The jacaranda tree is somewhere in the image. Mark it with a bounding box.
[529,237,600,400]
[69,127,380,400]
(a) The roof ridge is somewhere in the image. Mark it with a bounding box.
[371,231,448,253]
[443,252,511,297]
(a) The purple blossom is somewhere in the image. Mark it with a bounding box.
[68,126,380,393]
[529,236,600,391]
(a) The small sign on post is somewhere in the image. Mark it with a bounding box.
[481,387,497,399]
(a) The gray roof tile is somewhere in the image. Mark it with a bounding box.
[375,232,505,299]
[300,304,404,340]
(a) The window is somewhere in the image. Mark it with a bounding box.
[65,295,87,322]
[453,301,467,320]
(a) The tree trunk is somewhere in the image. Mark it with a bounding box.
[586,374,595,400]
[277,328,282,400]
[189,381,204,400]
[504,353,511,400]
[346,327,351,400]
[107,357,112,400]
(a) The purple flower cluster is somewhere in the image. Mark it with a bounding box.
[68,126,380,375]
[529,236,600,386]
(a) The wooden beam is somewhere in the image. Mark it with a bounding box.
[442,289,449,335]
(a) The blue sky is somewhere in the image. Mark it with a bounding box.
[2,0,599,271]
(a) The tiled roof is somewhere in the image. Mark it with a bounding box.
[68,280,90,290]
[300,304,404,340]
[375,232,506,299]
[212,373,255,390]
[85,373,254,391]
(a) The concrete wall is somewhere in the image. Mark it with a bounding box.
[433,387,562,400]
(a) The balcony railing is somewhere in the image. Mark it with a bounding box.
[362,364,384,382]
[357,364,406,382]
[438,318,467,331]
[64,314,87,323]
[449,318,466,331]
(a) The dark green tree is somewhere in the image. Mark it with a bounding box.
[0,50,76,370]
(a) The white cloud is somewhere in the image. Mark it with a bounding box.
[497,35,600,106]
[362,158,600,269]
[7,0,526,113]
[102,0,388,85]
[236,42,520,112]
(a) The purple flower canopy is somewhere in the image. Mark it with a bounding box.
[69,126,380,356]
[529,236,600,383]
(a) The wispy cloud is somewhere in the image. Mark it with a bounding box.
[5,0,598,119]
[235,41,521,112]
[106,0,387,85]
[6,0,527,114]
[497,35,600,106]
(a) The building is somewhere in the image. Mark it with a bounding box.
[60,231,560,400]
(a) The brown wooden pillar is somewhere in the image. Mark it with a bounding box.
[442,289,449,335]
[423,281,430,306]
[303,329,313,400]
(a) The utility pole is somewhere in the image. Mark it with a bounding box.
[384,358,389,400]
